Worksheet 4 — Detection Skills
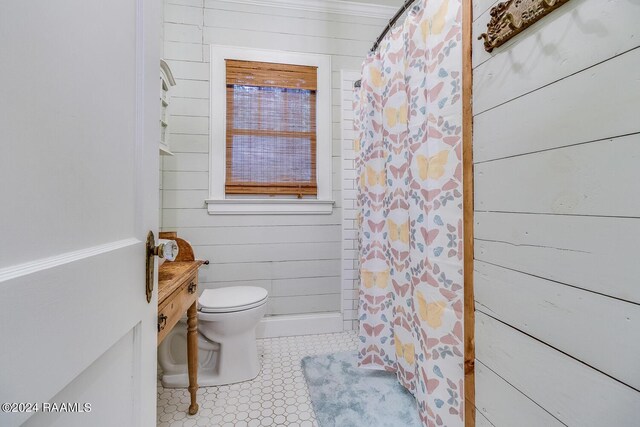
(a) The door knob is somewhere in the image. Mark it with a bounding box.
[155,239,179,261]
[145,231,180,303]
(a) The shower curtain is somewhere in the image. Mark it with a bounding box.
[354,1,464,426]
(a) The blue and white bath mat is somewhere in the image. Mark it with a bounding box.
[301,351,421,427]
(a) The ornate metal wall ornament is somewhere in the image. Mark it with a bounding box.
[478,0,571,52]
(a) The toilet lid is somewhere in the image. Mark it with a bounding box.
[199,286,268,313]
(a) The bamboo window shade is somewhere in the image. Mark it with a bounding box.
[225,60,318,196]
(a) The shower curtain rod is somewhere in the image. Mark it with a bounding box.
[353,0,418,88]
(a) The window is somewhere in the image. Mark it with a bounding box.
[225,60,317,196]
[207,46,333,215]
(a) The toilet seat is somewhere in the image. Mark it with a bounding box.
[199,286,268,313]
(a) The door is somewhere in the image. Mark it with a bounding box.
[0,1,160,426]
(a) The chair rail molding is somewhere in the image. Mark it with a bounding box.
[215,0,396,19]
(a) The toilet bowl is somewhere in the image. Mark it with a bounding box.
[158,286,268,388]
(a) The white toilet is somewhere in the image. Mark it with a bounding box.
[158,286,268,388]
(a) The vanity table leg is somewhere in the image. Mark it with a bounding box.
[187,301,199,415]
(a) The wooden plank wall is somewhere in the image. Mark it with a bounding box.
[160,0,390,317]
[472,0,640,424]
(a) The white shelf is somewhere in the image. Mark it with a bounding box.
[159,142,174,156]
[159,59,177,155]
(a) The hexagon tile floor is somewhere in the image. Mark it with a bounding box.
[157,331,359,427]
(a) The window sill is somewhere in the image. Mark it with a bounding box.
[205,199,335,215]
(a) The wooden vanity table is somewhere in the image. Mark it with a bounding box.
[157,232,205,415]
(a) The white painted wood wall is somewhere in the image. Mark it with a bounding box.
[472,0,640,424]
[341,70,361,331]
[160,0,391,319]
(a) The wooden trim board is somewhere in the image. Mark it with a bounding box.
[462,0,475,426]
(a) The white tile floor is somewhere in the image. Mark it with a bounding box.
[157,331,359,427]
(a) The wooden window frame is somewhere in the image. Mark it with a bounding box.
[206,45,334,215]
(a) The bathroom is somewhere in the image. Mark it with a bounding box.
[1,0,639,426]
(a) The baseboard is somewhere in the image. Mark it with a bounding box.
[256,312,344,338]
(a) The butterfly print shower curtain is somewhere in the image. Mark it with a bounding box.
[354,1,464,425]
